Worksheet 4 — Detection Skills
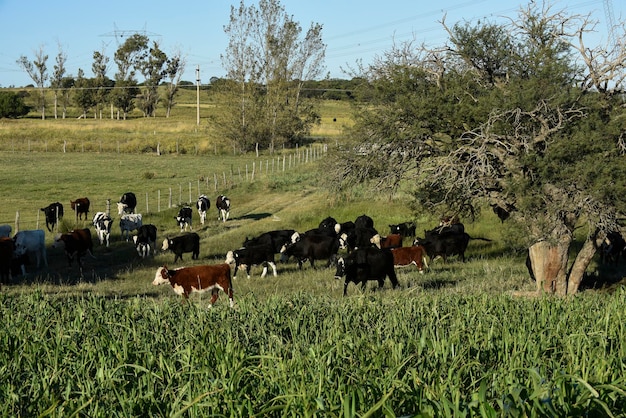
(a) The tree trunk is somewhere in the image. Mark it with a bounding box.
[528,232,572,295]
[567,234,599,294]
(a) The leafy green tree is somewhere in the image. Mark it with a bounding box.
[16,46,48,119]
[0,91,30,118]
[111,34,148,119]
[92,50,113,119]
[221,0,325,152]
[137,41,167,117]
[73,68,95,118]
[50,44,67,119]
[163,49,186,118]
[328,4,626,295]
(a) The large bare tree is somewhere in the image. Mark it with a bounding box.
[17,46,48,119]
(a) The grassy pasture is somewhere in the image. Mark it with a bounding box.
[1,98,626,415]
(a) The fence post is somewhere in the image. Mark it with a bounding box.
[15,211,20,234]
[146,192,149,213]
[158,190,161,212]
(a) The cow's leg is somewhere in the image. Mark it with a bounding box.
[269,261,277,276]
[343,280,349,297]
[209,289,219,306]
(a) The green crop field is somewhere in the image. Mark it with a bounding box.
[1,96,625,417]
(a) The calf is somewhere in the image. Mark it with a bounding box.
[54,228,94,276]
[414,231,490,263]
[133,224,157,258]
[389,222,416,238]
[334,247,399,296]
[225,244,277,279]
[117,192,137,215]
[216,195,231,222]
[0,237,15,286]
[152,264,234,307]
[40,202,64,232]
[161,232,200,263]
[70,197,90,220]
[391,245,429,272]
[120,213,143,241]
[13,229,47,274]
[280,234,342,269]
[92,212,112,247]
[197,195,210,225]
[175,207,193,231]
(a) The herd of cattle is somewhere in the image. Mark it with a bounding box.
[2,191,625,305]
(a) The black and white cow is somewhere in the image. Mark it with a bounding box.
[216,195,231,222]
[243,229,299,254]
[334,247,399,296]
[40,202,64,232]
[161,232,200,263]
[225,244,277,279]
[92,212,113,247]
[117,192,137,215]
[389,222,416,238]
[197,195,210,225]
[120,213,143,241]
[175,207,193,231]
[133,224,157,258]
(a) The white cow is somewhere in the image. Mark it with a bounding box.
[120,214,142,241]
[14,229,47,274]
[92,212,113,247]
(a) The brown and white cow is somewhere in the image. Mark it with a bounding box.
[152,264,234,307]
[54,228,94,276]
[376,233,403,249]
[391,245,429,272]
[70,197,90,220]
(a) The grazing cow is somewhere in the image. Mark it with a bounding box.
[216,195,231,222]
[303,226,338,238]
[391,245,429,272]
[70,197,90,220]
[175,207,193,231]
[196,195,210,225]
[153,264,234,307]
[92,212,112,247]
[318,216,339,232]
[119,213,143,241]
[0,237,15,286]
[389,222,416,238]
[337,221,356,236]
[161,232,200,263]
[133,224,157,258]
[377,234,403,249]
[13,229,47,273]
[225,244,277,279]
[117,192,137,215]
[599,231,626,264]
[53,228,94,276]
[280,234,342,269]
[0,224,11,238]
[334,247,399,296]
[40,202,64,232]
[414,231,490,263]
[355,214,375,230]
[244,229,298,254]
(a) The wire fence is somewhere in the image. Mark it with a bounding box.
[1,143,328,234]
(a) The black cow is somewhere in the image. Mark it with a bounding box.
[280,234,342,269]
[337,221,356,236]
[243,229,298,254]
[40,202,64,232]
[117,192,137,215]
[334,247,399,296]
[389,222,416,238]
[303,227,338,238]
[599,231,626,264]
[133,224,157,258]
[175,207,193,231]
[355,214,374,229]
[225,244,277,279]
[342,227,380,252]
[414,230,490,263]
[161,232,200,263]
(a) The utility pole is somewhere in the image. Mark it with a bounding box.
[196,65,200,126]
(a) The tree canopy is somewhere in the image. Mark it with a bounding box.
[326,3,626,295]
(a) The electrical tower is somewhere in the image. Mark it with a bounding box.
[603,0,616,50]
[99,23,161,47]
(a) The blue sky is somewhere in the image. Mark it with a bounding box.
[0,0,622,87]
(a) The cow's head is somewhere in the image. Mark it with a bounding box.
[161,238,171,251]
[225,251,235,265]
[152,266,170,286]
